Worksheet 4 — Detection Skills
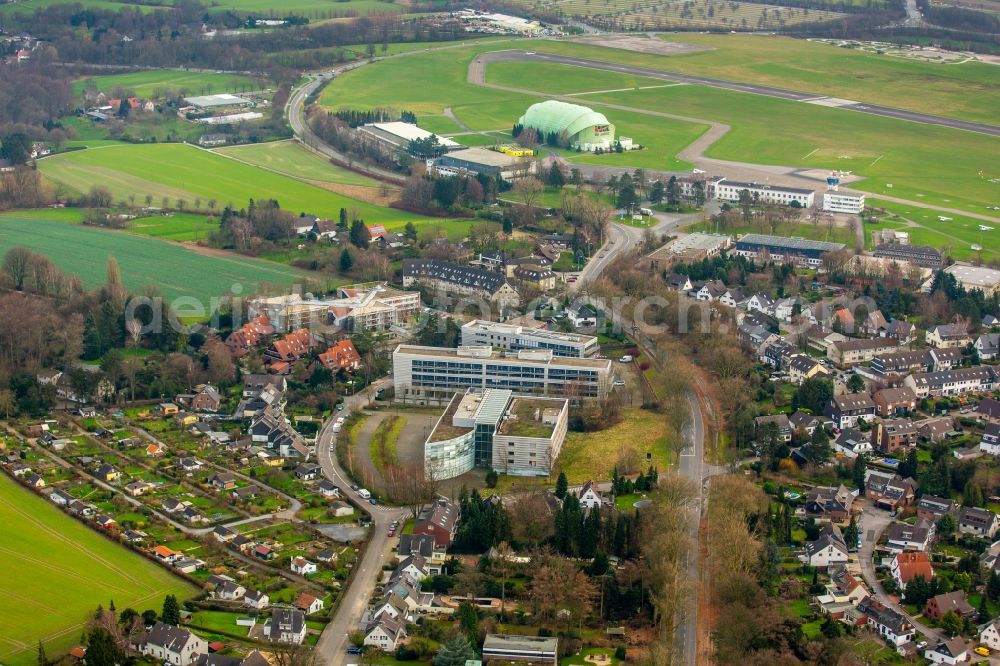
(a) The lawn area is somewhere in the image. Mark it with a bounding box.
[37,143,435,225]
[556,408,671,484]
[213,140,385,188]
[72,70,265,98]
[0,211,314,302]
[189,609,248,635]
[370,415,405,474]
[867,199,1000,262]
[126,212,220,241]
[0,474,196,666]
[530,34,1000,125]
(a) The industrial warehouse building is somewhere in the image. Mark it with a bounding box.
[427,147,536,181]
[392,344,613,405]
[713,180,816,208]
[517,100,631,152]
[734,234,845,268]
[423,388,569,479]
[356,121,459,157]
[460,319,599,357]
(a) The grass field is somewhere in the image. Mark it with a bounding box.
[484,59,999,217]
[556,409,671,483]
[867,199,1000,261]
[72,70,266,99]
[214,140,384,187]
[532,35,1000,125]
[38,143,429,225]
[0,474,195,666]
[0,212,316,301]
[0,0,402,16]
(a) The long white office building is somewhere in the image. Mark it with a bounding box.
[713,179,815,208]
[392,344,612,406]
[460,319,599,358]
[822,191,866,214]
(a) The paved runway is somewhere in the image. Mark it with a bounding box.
[479,50,1000,137]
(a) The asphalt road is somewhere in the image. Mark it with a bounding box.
[314,379,408,666]
[478,51,1000,138]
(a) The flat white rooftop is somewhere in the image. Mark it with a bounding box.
[368,121,459,148]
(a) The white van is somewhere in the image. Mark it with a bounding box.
[639,207,653,216]
[619,355,633,363]
[358,488,371,499]
[332,423,342,433]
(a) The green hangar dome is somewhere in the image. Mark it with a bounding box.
[518,100,618,152]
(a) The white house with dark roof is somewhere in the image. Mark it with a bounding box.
[141,622,207,666]
[958,506,998,538]
[924,637,969,665]
[802,524,849,568]
[980,618,1000,651]
[364,615,406,652]
[244,589,269,609]
[578,480,603,510]
[982,422,1000,456]
[826,394,877,429]
[263,608,307,644]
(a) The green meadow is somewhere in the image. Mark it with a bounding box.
[72,70,265,98]
[0,474,196,666]
[214,140,384,187]
[38,143,429,224]
[0,211,315,301]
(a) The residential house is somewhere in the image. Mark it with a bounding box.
[318,339,362,372]
[244,589,269,610]
[905,366,999,398]
[141,622,207,666]
[126,481,153,497]
[916,495,955,523]
[745,293,775,315]
[830,566,869,606]
[980,619,1000,651]
[885,519,934,553]
[26,474,46,488]
[977,398,1000,424]
[755,414,793,443]
[401,259,521,309]
[829,338,900,367]
[976,332,1000,360]
[212,526,237,543]
[859,310,889,337]
[578,480,604,510]
[958,506,998,538]
[926,323,971,349]
[397,554,429,582]
[826,394,877,429]
[413,498,460,548]
[154,545,182,564]
[866,472,918,511]
[871,350,930,377]
[803,524,849,568]
[873,387,918,417]
[212,580,246,602]
[295,592,325,615]
[266,328,313,373]
[692,279,727,302]
[294,463,321,481]
[364,616,406,652]
[886,319,916,345]
[225,317,275,357]
[859,598,914,646]
[982,423,1000,456]
[482,635,559,666]
[890,552,933,590]
[94,463,120,482]
[834,428,873,459]
[787,354,831,385]
[924,637,969,666]
[919,417,955,442]
[789,411,828,435]
[665,273,693,293]
[329,501,354,517]
[803,485,855,523]
[190,385,221,412]
[290,557,317,575]
[263,608,307,645]
[925,591,974,620]
[929,348,965,371]
[317,479,340,499]
[208,472,237,490]
[872,419,918,454]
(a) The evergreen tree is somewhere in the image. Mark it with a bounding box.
[649,180,664,204]
[964,480,985,508]
[940,609,963,636]
[339,247,353,273]
[37,641,47,666]
[847,374,866,393]
[579,506,601,558]
[83,311,103,360]
[404,221,418,240]
[161,594,180,625]
[349,220,369,249]
[806,426,832,464]
[433,634,477,666]
[899,448,919,479]
[937,512,956,541]
[989,570,1000,601]
[338,207,348,229]
[84,627,124,666]
[852,455,867,492]
[547,163,565,188]
[457,602,479,646]
[555,472,568,499]
[666,175,680,206]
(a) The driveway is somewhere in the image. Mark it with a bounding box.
[856,500,944,645]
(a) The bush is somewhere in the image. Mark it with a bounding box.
[394,645,418,660]
[615,647,627,659]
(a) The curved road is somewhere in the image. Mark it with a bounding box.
[314,379,408,666]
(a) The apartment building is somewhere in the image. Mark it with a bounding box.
[460,319,599,358]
